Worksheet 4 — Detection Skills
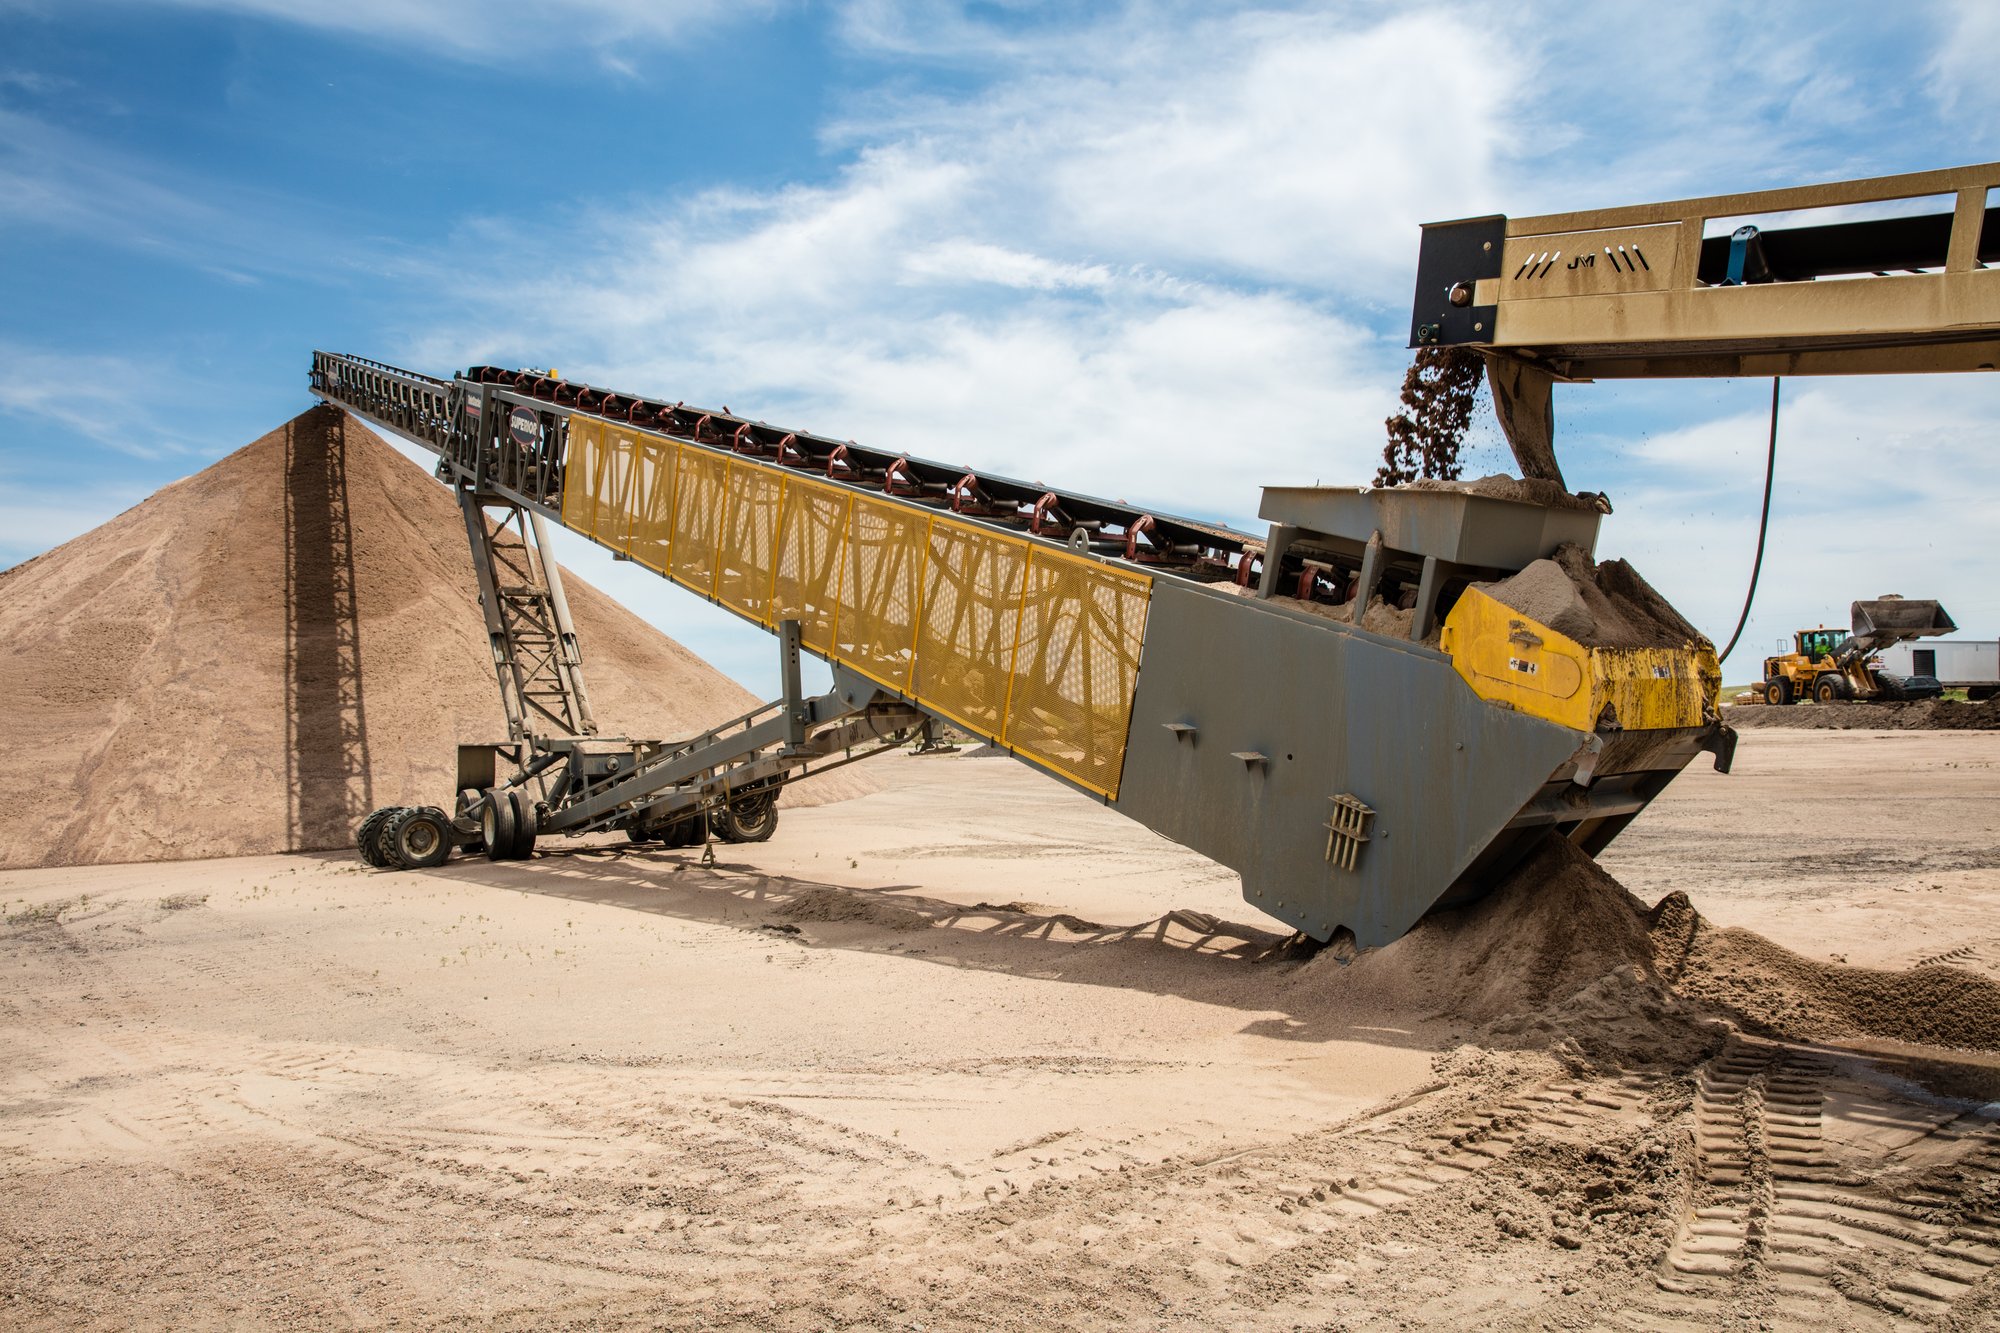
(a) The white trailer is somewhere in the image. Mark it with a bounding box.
[1877,638,2000,700]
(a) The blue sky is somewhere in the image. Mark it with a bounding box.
[3,0,1997,690]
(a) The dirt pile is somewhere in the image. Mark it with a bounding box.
[1476,543,1703,650]
[0,406,871,869]
[1326,833,2000,1064]
[1404,473,1608,512]
[1726,697,2000,730]
[1651,890,2000,1048]
[1372,838,1660,1025]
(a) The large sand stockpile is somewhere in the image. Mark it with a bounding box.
[0,405,870,870]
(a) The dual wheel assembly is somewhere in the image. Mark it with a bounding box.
[472,786,540,862]
[355,805,455,869]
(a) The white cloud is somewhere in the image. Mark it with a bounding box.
[826,6,1523,294]
[0,105,389,283]
[1928,0,2000,116]
[1591,376,2000,669]
[403,4,1531,528]
[121,0,769,63]
[0,342,213,459]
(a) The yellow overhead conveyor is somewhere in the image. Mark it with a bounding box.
[560,416,1152,799]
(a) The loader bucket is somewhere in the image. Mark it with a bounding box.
[1850,598,1956,644]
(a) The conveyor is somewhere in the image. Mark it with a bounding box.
[312,350,1726,948]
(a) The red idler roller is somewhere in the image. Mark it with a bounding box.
[884,455,922,497]
[530,375,560,401]
[776,433,811,468]
[948,471,988,514]
[1123,513,1157,563]
[598,393,632,421]
[628,400,662,428]
[1029,491,1069,537]
[826,443,856,481]
[657,402,698,437]
[555,381,583,406]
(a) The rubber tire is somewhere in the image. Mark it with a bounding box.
[714,796,779,844]
[507,788,538,860]
[356,807,402,868]
[382,806,453,869]
[1764,678,1793,706]
[1813,675,1843,704]
[662,812,706,848]
[481,789,518,862]
[624,823,655,844]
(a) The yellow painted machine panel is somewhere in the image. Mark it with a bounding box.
[1441,586,1714,733]
[560,417,1153,798]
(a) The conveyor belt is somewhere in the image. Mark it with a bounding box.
[310,352,1252,798]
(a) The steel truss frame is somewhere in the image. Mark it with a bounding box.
[313,354,930,854]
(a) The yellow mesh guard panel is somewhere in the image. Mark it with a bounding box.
[771,478,850,656]
[560,423,1152,798]
[912,522,1028,736]
[625,433,677,574]
[1003,551,1149,796]
[598,423,639,551]
[716,464,784,620]
[559,417,602,535]
[670,447,728,595]
[838,497,929,689]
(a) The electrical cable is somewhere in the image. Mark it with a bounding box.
[1717,377,1780,664]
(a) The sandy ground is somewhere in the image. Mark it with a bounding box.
[4,730,1999,1329]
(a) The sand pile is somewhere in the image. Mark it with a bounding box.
[1476,543,1703,650]
[0,406,871,870]
[1403,473,1608,512]
[1726,697,2000,730]
[1371,838,1660,1024]
[1651,891,2000,1048]
[1323,834,2000,1063]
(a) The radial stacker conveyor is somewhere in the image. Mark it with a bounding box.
[316,159,2000,949]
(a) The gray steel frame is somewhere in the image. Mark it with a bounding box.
[459,489,598,741]
[310,353,930,847]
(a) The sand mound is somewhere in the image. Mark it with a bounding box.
[1725,698,2000,730]
[1371,838,1660,1024]
[778,886,931,931]
[1651,891,2000,1049]
[1476,544,1703,650]
[1402,473,1607,512]
[0,406,871,869]
[1323,834,2000,1063]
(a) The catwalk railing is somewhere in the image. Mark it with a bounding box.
[311,351,1161,798]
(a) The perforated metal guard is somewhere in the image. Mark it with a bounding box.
[562,417,1153,797]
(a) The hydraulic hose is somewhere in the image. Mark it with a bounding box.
[1716,378,1780,664]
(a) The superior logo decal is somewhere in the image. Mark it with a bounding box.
[509,406,540,448]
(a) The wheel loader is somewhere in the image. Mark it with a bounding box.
[1760,598,1957,705]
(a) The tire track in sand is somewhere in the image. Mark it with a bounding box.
[1642,1035,2000,1329]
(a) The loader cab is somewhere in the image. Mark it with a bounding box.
[1797,628,1843,662]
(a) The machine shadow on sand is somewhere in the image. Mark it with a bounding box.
[284,406,373,850]
[357,844,1451,1052]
